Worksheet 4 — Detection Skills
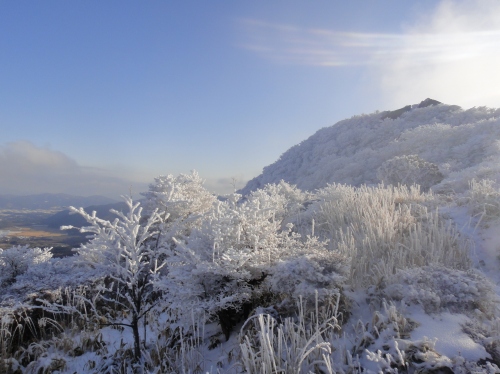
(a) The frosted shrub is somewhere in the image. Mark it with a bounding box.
[384,265,498,316]
[463,179,500,224]
[267,239,348,304]
[11,257,84,294]
[249,180,311,230]
[377,154,444,191]
[363,337,456,374]
[354,301,414,354]
[162,183,344,340]
[0,246,52,286]
[311,184,470,287]
[150,191,262,338]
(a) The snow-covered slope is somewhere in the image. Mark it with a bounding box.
[241,99,500,195]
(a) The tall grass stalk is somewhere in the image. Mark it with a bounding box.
[239,293,340,373]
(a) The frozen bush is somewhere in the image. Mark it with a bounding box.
[248,180,311,230]
[10,257,95,294]
[160,183,344,340]
[0,246,52,286]
[383,265,498,316]
[267,239,348,304]
[462,179,500,224]
[377,154,444,191]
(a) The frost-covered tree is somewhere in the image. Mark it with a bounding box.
[63,196,166,362]
[377,154,444,191]
[141,170,216,245]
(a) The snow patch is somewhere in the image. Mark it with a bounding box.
[410,310,490,362]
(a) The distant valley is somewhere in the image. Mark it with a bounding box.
[0,193,122,257]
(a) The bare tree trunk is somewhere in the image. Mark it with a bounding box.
[132,314,141,362]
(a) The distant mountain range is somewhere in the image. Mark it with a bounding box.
[0,193,118,210]
[240,99,500,195]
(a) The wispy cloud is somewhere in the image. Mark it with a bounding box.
[241,19,500,67]
[239,0,500,108]
[0,141,147,198]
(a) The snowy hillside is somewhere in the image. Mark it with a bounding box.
[241,99,500,195]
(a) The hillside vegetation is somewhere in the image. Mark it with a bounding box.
[241,99,500,195]
[2,101,500,373]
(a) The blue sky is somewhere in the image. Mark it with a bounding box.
[1,1,500,198]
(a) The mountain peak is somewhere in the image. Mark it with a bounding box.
[417,98,441,108]
[381,98,442,120]
[240,102,500,196]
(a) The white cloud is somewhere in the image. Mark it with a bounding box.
[240,0,500,108]
[0,141,147,198]
[0,141,250,197]
[377,0,500,109]
[240,19,425,67]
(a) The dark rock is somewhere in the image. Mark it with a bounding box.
[418,98,442,108]
[381,105,412,120]
[380,99,441,120]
